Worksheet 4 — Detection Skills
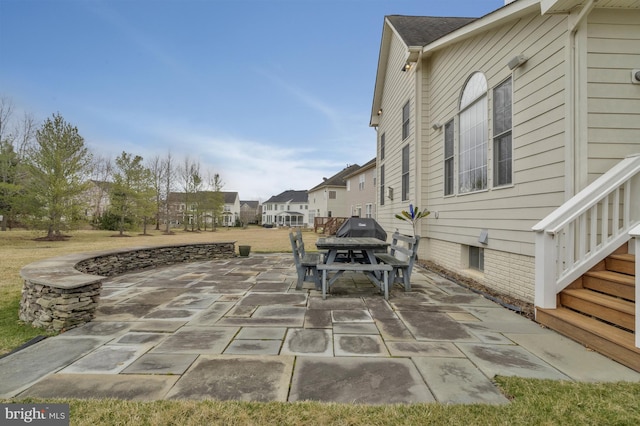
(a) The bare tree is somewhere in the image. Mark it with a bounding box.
[0,97,37,155]
[178,157,202,231]
[14,112,37,158]
[88,155,112,225]
[147,155,165,230]
[162,151,176,234]
[0,97,15,144]
[209,172,224,231]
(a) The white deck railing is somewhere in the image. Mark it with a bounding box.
[532,154,640,313]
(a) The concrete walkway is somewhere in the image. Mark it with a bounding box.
[2,253,639,404]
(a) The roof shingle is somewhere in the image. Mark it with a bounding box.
[386,15,477,47]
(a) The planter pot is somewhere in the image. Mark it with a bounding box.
[238,245,251,257]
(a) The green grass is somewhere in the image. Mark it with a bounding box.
[0,290,55,354]
[9,377,640,425]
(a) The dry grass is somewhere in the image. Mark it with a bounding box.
[0,226,317,353]
[13,377,640,425]
[3,227,640,424]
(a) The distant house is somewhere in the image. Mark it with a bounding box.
[370,0,640,305]
[343,158,377,218]
[82,180,111,223]
[308,164,361,223]
[240,200,261,225]
[221,192,241,227]
[167,190,240,227]
[262,190,309,227]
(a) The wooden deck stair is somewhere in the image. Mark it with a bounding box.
[536,248,639,372]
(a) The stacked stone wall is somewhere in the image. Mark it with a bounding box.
[75,243,236,276]
[19,242,236,331]
[20,282,101,331]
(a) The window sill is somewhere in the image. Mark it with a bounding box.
[491,183,514,191]
[457,188,489,197]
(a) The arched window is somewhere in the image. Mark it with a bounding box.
[459,72,488,193]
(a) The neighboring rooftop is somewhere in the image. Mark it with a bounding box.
[309,164,361,192]
[264,190,309,204]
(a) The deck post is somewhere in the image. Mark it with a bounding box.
[535,230,557,310]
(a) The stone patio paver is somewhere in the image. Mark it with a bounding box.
[166,355,294,402]
[289,357,435,404]
[3,253,639,405]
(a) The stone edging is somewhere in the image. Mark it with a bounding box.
[19,242,236,332]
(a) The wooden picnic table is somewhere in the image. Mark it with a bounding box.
[315,237,392,299]
[315,237,389,265]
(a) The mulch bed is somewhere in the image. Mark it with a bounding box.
[418,260,535,320]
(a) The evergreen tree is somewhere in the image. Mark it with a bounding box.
[24,113,92,238]
[111,151,154,236]
[0,140,21,230]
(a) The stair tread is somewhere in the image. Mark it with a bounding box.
[538,307,637,351]
[585,270,635,285]
[563,289,635,314]
[609,253,635,262]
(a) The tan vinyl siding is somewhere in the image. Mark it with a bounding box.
[376,31,417,236]
[422,12,568,257]
[587,9,640,182]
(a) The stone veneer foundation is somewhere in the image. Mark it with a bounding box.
[19,242,236,331]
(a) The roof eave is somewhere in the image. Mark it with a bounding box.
[421,0,541,56]
[370,18,397,127]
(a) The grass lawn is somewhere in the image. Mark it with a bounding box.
[2,227,639,425]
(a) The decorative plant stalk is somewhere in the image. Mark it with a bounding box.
[395,204,430,237]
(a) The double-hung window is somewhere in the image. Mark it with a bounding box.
[379,164,385,206]
[402,145,409,201]
[402,101,410,140]
[493,78,512,187]
[444,120,454,196]
[459,72,488,194]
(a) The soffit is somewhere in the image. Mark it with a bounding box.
[542,0,640,13]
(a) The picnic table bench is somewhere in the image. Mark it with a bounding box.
[316,262,393,300]
[374,232,420,292]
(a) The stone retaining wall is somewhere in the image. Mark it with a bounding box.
[19,242,236,332]
[75,242,236,276]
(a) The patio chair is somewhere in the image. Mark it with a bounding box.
[290,230,321,290]
[375,231,420,292]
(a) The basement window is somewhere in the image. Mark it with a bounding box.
[469,246,484,272]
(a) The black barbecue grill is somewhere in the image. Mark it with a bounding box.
[336,217,387,240]
[333,218,387,262]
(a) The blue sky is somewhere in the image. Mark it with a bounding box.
[1,0,505,200]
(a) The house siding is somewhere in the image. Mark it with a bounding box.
[346,165,377,218]
[374,6,640,304]
[376,31,418,237]
[423,12,568,262]
[587,9,640,182]
[419,12,569,302]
